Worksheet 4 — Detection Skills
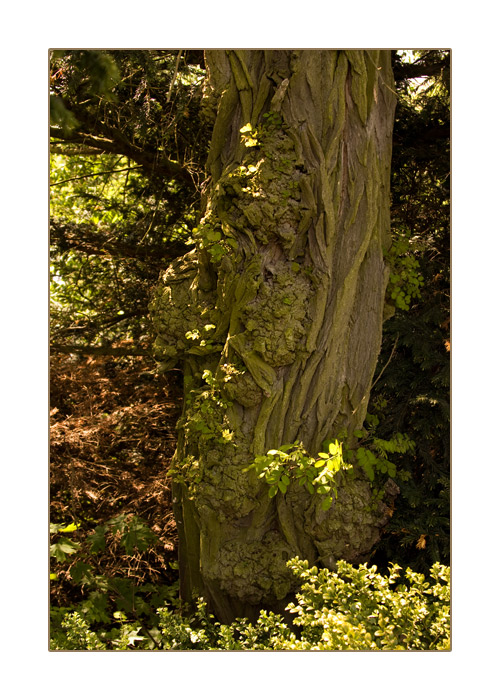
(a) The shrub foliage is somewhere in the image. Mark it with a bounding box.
[51,556,449,651]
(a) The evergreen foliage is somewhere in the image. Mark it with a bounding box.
[368,51,450,570]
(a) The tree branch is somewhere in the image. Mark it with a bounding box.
[51,343,150,357]
[50,166,144,187]
[56,309,148,337]
[166,50,182,102]
[50,217,187,263]
[50,145,106,156]
[370,334,399,391]
[50,126,196,187]
[393,58,449,82]
[351,335,399,417]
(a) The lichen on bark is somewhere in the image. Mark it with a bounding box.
[150,50,397,622]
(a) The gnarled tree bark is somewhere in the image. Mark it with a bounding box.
[150,50,397,623]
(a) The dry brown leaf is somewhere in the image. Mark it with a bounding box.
[416,534,426,549]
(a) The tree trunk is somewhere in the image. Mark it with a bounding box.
[150,50,397,623]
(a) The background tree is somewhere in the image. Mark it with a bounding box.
[368,50,450,570]
[50,50,207,355]
[49,49,208,625]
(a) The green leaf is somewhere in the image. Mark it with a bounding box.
[327,458,340,472]
[356,447,367,464]
[87,525,107,554]
[361,463,375,482]
[50,521,80,534]
[366,413,379,428]
[50,537,80,562]
[321,496,333,511]
[318,452,329,459]
[205,230,221,242]
[268,484,279,498]
[125,628,145,647]
[70,561,93,584]
[267,471,282,484]
[209,243,225,260]
[108,513,129,534]
[278,481,287,494]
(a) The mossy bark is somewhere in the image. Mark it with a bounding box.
[150,50,397,623]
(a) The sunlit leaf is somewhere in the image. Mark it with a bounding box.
[50,537,80,562]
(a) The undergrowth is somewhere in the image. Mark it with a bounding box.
[51,556,450,651]
[50,352,449,652]
[50,351,182,612]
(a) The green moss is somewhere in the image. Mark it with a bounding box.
[149,250,221,366]
[302,476,394,566]
[229,333,277,396]
[205,532,296,604]
[223,367,263,407]
[215,121,306,254]
[240,261,312,368]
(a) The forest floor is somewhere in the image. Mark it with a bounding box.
[50,351,183,608]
